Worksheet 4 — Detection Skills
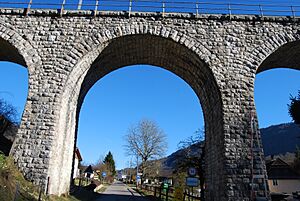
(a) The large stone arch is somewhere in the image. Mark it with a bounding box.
[0,23,41,75]
[258,40,300,73]
[48,28,225,200]
[229,32,300,200]
[0,24,42,157]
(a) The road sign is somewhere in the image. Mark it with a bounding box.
[188,167,197,176]
[136,175,141,180]
[102,172,107,177]
[186,177,199,187]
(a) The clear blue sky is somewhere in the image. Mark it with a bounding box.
[0,0,300,169]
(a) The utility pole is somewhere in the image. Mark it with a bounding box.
[136,154,139,189]
[130,157,132,183]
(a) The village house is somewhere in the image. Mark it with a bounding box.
[266,158,300,194]
[73,147,82,179]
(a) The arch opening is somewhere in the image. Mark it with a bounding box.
[0,37,29,156]
[0,38,27,67]
[75,64,205,182]
[255,41,300,196]
[52,34,225,199]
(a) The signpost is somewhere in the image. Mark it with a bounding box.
[186,167,199,201]
[188,167,197,177]
[186,177,199,187]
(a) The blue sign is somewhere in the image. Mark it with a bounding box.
[186,177,199,187]
[102,172,107,177]
[136,175,141,180]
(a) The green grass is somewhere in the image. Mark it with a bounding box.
[0,152,94,201]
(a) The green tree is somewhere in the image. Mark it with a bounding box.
[288,90,300,125]
[103,151,116,176]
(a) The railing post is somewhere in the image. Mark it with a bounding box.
[60,0,66,17]
[166,187,169,201]
[228,3,232,19]
[13,183,19,201]
[196,2,199,17]
[77,0,82,10]
[45,177,50,195]
[259,4,264,18]
[291,6,296,19]
[162,1,165,17]
[25,0,33,16]
[159,187,162,199]
[128,0,132,17]
[94,0,99,17]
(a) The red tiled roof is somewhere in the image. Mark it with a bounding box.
[75,147,83,161]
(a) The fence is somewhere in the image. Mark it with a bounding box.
[141,184,201,201]
[13,180,47,201]
[0,0,299,17]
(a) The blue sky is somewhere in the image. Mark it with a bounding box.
[1,0,300,16]
[0,0,300,169]
[0,62,299,169]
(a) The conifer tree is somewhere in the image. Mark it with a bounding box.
[103,151,116,176]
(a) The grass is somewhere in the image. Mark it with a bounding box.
[0,153,39,201]
[0,152,100,201]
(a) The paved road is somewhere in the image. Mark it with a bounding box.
[96,181,149,201]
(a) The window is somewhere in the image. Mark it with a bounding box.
[272,179,278,186]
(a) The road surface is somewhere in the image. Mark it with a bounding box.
[96,181,149,201]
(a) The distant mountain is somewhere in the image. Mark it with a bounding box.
[161,123,300,171]
[260,123,300,156]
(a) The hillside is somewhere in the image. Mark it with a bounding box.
[261,123,300,156]
[158,123,300,172]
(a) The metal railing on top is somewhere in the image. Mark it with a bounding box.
[0,0,299,17]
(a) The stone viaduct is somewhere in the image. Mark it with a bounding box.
[0,8,299,201]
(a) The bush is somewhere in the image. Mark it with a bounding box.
[173,186,184,201]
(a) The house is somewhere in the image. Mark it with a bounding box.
[73,147,82,179]
[84,165,94,179]
[266,158,300,194]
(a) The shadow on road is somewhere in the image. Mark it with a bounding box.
[70,186,101,201]
[96,194,154,201]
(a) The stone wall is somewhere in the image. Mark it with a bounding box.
[0,8,299,200]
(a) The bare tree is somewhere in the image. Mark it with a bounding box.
[176,129,205,201]
[0,98,18,134]
[0,98,18,155]
[124,119,167,181]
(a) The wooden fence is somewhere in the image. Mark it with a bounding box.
[141,184,201,201]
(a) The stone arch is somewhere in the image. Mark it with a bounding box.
[49,29,224,198]
[0,24,42,156]
[245,28,300,74]
[246,32,300,198]
[242,30,300,122]
[257,40,300,73]
[0,23,41,75]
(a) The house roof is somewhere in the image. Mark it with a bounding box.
[266,158,300,180]
[84,165,94,174]
[75,147,83,161]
